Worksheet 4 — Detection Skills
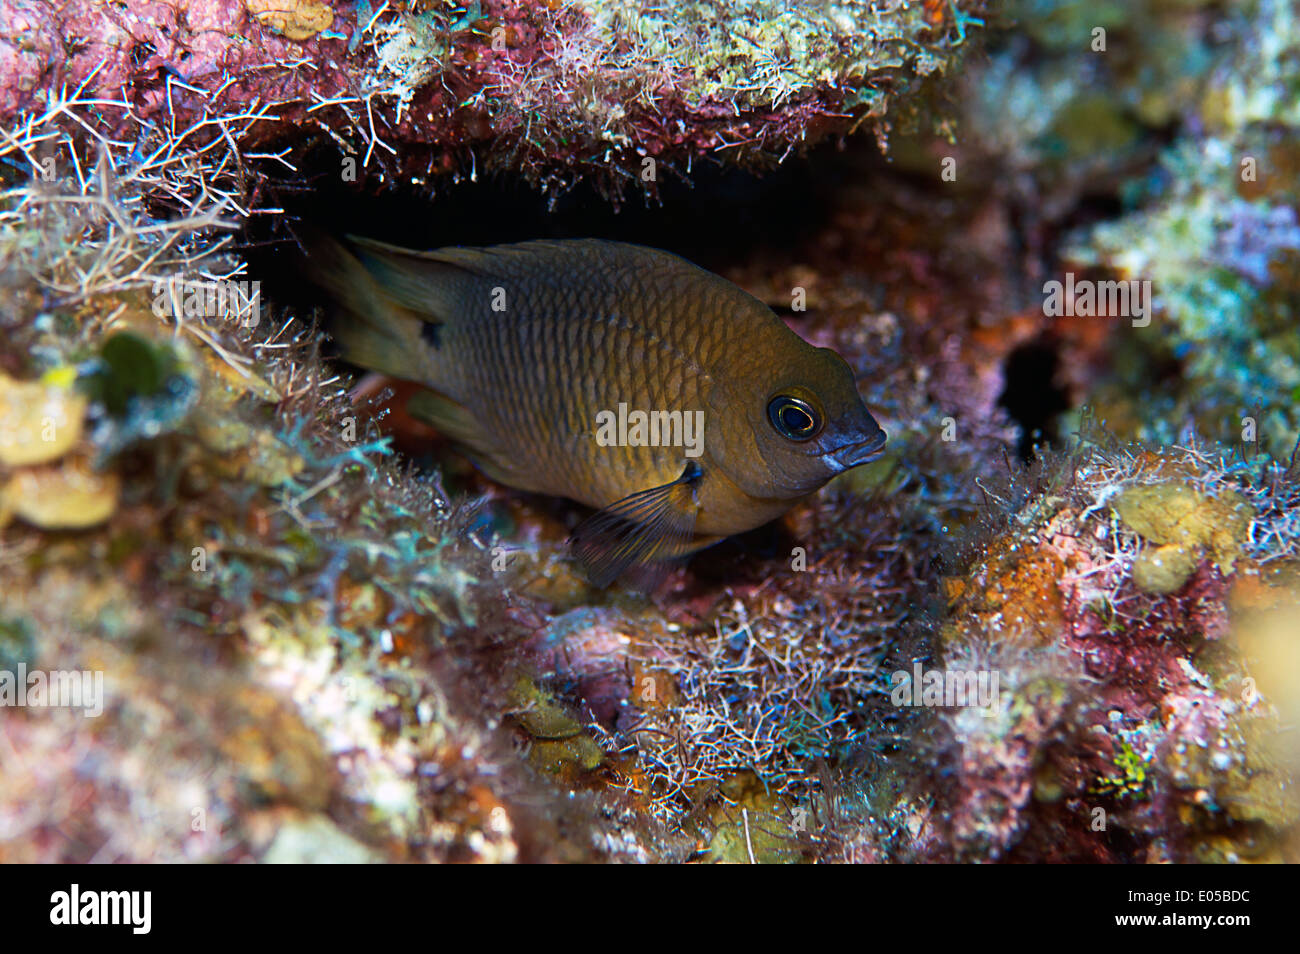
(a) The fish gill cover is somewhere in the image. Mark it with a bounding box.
[0,0,1296,868]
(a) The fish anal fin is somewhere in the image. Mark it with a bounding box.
[407,388,525,486]
[407,387,475,435]
[569,463,702,589]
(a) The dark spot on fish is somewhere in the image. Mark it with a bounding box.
[420,321,443,349]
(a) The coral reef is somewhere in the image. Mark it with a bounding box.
[1,0,1297,865]
[0,103,665,861]
[0,0,991,197]
[947,0,1300,454]
[924,428,1299,862]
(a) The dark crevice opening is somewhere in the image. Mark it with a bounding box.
[998,336,1072,462]
[241,138,866,283]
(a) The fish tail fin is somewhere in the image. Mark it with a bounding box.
[294,226,440,383]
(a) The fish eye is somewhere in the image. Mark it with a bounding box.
[767,395,823,441]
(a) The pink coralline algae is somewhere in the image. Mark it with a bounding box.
[0,1,990,194]
[928,440,1299,862]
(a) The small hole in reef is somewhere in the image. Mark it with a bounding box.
[999,336,1071,462]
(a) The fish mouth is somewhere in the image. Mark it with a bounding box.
[826,428,887,470]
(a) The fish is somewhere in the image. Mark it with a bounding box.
[301,233,887,586]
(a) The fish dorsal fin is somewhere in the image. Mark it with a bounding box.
[569,462,702,589]
[344,234,488,318]
[345,235,717,315]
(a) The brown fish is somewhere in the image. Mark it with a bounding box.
[304,234,886,585]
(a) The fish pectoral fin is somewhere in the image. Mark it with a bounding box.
[569,463,702,589]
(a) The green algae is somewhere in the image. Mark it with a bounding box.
[1114,482,1253,594]
[1093,739,1150,801]
[0,613,36,673]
